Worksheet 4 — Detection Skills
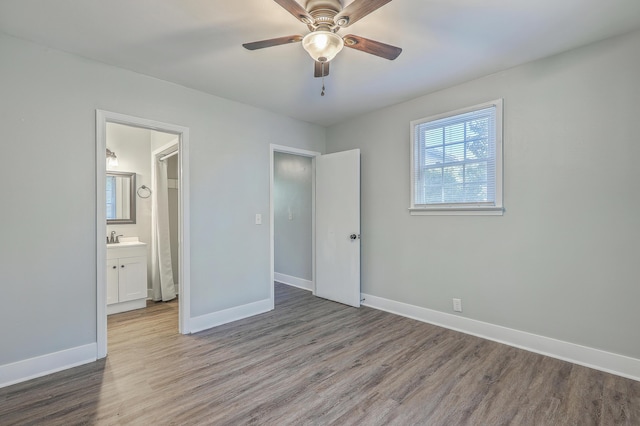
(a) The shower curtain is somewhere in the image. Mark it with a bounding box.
[152,156,177,302]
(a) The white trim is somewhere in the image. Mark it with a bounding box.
[96,110,192,360]
[107,299,146,315]
[189,299,272,334]
[362,293,640,382]
[409,206,504,216]
[0,344,97,389]
[96,111,107,358]
[274,272,313,291]
[178,129,191,334]
[269,144,321,309]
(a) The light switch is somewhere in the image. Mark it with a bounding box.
[255,213,262,225]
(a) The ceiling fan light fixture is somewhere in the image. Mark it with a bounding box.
[302,30,344,62]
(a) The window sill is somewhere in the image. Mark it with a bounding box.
[409,206,504,216]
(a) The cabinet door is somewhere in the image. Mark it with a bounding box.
[106,258,119,305]
[118,256,148,302]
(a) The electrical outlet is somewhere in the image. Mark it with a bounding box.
[255,213,262,225]
[452,298,462,312]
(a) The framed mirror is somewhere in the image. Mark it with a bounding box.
[106,171,136,224]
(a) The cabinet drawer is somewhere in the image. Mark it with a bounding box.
[106,245,147,260]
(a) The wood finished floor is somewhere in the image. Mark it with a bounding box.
[1,283,639,425]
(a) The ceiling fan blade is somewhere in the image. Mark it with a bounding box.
[242,35,303,50]
[273,0,314,24]
[343,35,402,60]
[314,61,330,78]
[334,0,393,27]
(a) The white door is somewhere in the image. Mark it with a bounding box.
[315,149,361,307]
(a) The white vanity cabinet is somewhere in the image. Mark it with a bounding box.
[106,242,148,315]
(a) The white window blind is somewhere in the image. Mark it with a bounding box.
[410,100,503,214]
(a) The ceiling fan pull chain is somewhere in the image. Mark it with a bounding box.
[321,62,326,96]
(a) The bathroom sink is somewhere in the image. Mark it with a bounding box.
[106,236,146,248]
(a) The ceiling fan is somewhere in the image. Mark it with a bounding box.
[242,0,402,81]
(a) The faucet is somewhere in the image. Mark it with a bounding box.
[108,231,123,244]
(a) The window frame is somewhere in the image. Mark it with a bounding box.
[409,99,504,216]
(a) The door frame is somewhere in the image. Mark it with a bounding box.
[269,144,321,308]
[96,110,191,359]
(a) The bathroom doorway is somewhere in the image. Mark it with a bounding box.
[96,111,191,359]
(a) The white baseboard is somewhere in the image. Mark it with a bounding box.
[361,293,640,382]
[107,298,146,315]
[189,298,272,334]
[0,343,97,389]
[274,272,313,291]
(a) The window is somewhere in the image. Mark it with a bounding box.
[106,175,116,220]
[410,99,503,215]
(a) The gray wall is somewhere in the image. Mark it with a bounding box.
[326,30,640,359]
[274,152,313,281]
[0,33,325,366]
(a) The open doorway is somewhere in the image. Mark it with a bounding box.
[270,145,362,310]
[96,111,191,359]
[269,145,320,308]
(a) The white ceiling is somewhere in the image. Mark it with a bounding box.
[1,0,640,126]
